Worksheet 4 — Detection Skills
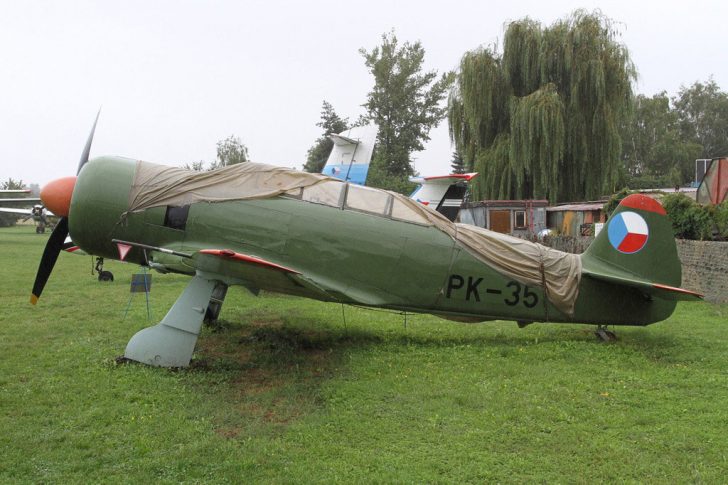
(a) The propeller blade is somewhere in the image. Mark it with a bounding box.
[30,217,69,305]
[76,108,101,175]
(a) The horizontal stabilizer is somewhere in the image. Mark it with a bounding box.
[409,173,479,184]
[330,133,360,146]
[583,269,703,301]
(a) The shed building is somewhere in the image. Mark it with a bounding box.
[458,200,548,236]
[546,202,607,237]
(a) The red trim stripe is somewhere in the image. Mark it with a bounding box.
[199,249,299,274]
[653,283,703,298]
[423,173,479,181]
[619,194,667,215]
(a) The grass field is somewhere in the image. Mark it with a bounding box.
[1,225,727,483]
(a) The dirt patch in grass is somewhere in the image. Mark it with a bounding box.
[192,319,371,436]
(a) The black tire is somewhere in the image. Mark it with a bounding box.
[98,271,114,282]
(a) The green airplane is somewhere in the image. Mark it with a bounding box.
[31,119,702,367]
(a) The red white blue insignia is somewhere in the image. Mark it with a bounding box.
[608,211,649,254]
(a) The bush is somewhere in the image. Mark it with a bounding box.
[661,193,714,240]
[711,200,728,240]
[366,160,417,195]
[603,187,632,218]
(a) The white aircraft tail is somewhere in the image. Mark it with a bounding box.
[409,173,478,222]
[321,124,378,185]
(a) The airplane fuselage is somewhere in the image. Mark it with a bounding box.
[70,157,676,326]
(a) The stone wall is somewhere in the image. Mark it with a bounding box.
[675,240,728,303]
[539,236,728,304]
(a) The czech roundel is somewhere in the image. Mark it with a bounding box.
[608,211,649,254]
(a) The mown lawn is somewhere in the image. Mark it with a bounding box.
[1,225,726,483]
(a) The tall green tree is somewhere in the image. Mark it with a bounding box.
[183,136,249,171]
[360,31,454,179]
[450,151,466,174]
[673,79,728,159]
[303,101,349,173]
[621,92,701,187]
[210,135,249,170]
[1,178,24,190]
[448,11,636,202]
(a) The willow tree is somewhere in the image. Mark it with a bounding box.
[448,11,636,202]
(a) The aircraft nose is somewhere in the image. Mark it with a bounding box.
[40,176,77,217]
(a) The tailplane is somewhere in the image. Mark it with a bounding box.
[581,194,702,301]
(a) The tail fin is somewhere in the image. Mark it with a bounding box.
[581,194,702,301]
[408,173,478,222]
[321,124,378,185]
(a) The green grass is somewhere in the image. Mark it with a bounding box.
[1,225,727,483]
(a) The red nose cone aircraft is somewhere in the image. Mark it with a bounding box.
[40,176,76,217]
[29,112,704,368]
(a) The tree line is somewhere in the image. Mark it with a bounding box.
[303,11,728,204]
[622,80,728,189]
[174,13,728,205]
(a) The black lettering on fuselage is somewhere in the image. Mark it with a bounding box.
[466,277,482,302]
[446,274,482,302]
[446,274,464,298]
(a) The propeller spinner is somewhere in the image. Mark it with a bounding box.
[30,110,100,304]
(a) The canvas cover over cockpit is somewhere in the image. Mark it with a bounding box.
[126,160,581,315]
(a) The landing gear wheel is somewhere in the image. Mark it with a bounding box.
[98,270,114,282]
[95,257,113,282]
[595,325,617,342]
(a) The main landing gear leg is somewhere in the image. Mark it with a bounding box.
[595,325,617,342]
[124,273,219,367]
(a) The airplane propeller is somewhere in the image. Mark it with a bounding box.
[30,111,100,304]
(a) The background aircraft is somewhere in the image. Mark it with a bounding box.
[408,173,478,222]
[0,189,50,233]
[321,124,477,221]
[30,118,702,368]
[320,124,378,185]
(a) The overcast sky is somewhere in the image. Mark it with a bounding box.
[1,0,727,187]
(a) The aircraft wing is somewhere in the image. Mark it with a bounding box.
[0,207,56,217]
[112,238,393,306]
[191,247,390,305]
[409,173,479,185]
[0,207,33,216]
[0,197,41,207]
